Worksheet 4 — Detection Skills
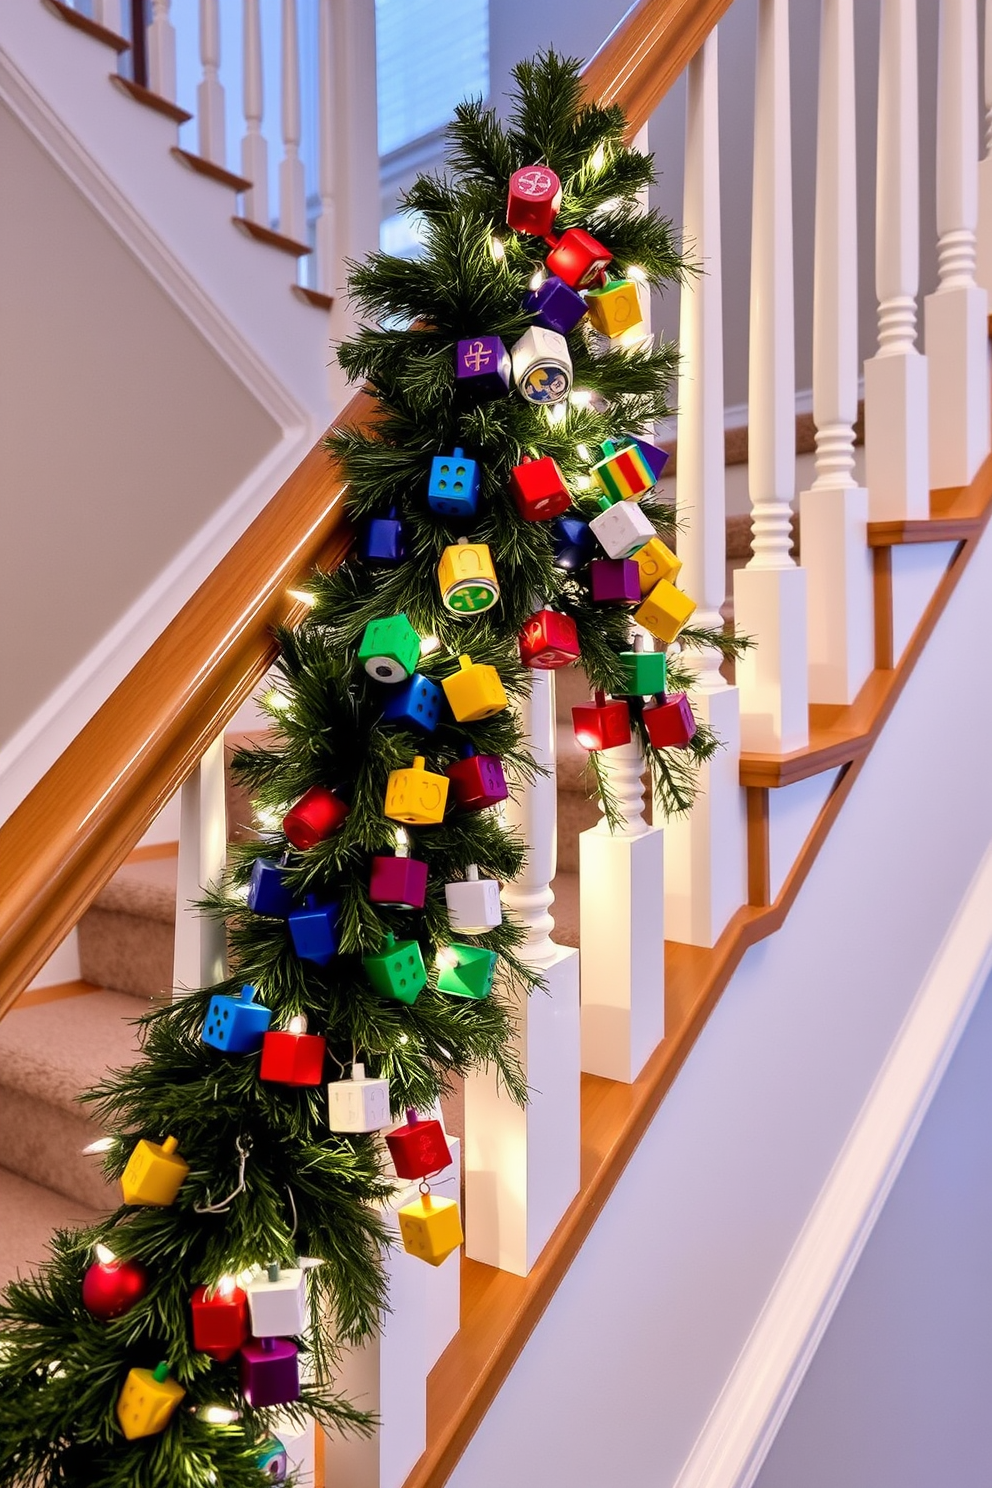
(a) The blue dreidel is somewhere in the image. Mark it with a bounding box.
[202,985,272,1053]
[288,896,342,966]
[427,449,480,518]
[382,674,444,733]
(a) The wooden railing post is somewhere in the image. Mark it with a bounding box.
[664,28,747,948]
[197,0,226,167]
[799,0,874,705]
[463,673,580,1276]
[925,0,990,488]
[279,0,307,246]
[864,0,929,522]
[241,0,269,226]
[976,0,992,300]
[147,0,176,102]
[94,0,124,34]
[315,0,338,299]
[733,0,809,753]
[173,735,228,997]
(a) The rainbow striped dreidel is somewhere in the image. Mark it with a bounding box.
[592,439,656,502]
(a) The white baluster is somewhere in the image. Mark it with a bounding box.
[173,736,228,997]
[315,0,338,297]
[93,0,123,35]
[464,673,580,1276]
[800,0,874,705]
[864,0,930,521]
[147,0,176,102]
[664,29,747,947]
[241,0,269,225]
[197,0,226,166]
[976,0,992,298]
[280,0,306,244]
[925,0,990,488]
[733,0,809,753]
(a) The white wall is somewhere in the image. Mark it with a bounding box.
[754,970,992,1488]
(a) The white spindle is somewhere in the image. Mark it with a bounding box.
[665,29,747,947]
[800,0,874,705]
[976,0,992,297]
[925,0,990,488]
[173,737,228,997]
[93,0,123,35]
[241,0,269,225]
[279,0,307,244]
[197,0,226,166]
[864,0,929,522]
[733,0,809,754]
[315,0,338,296]
[147,0,176,103]
[463,673,580,1276]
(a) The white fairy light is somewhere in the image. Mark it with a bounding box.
[94,1243,117,1265]
[287,588,316,607]
[419,634,441,655]
[590,143,606,171]
[576,443,592,463]
[489,235,506,262]
[82,1136,114,1155]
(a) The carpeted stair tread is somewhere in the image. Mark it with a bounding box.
[91,854,177,921]
[0,989,142,1114]
[79,854,178,1000]
[0,1167,101,1292]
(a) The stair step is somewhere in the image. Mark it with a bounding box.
[0,988,140,1208]
[232,216,312,258]
[170,147,253,194]
[78,854,177,1001]
[109,74,193,125]
[0,1166,101,1294]
[292,284,335,311]
[41,0,129,52]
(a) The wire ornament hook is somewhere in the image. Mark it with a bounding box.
[194,1135,252,1214]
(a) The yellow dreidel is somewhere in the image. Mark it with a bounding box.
[437,539,500,617]
[441,655,508,722]
[116,1362,185,1440]
[397,1185,464,1267]
[634,579,697,644]
[384,756,449,826]
[584,278,644,338]
[633,536,682,596]
[120,1135,189,1207]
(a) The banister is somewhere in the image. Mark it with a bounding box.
[0,0,725,1016]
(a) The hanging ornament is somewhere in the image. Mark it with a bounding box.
[643,692,697,749]
[287,897,342,967]
[259,1016,327,1087]
[590,558,641,604]
[620,431,670,483]
[437,537,500,617]
[120,1135,189,1208]
[382,672,444,733]
[241,1338,301,1409]
[509,453,572,520]
[592,439,656,502]
[544,226,612,289]
[445,747,509,812]
[551,514,597,570]
[358,507,408,564]
[444,865,503,934]
[81,1248,149,1321]
[506,164,562,236]
[116,1362,185,1440]
[364,932,428,1004]
[589,495,655,560]
[523,273,587,335]
[246,1262,308,1337]
[282,785,349,850]
[357,614,421,684]
[618,634,668,697]
[436,943,497,1000]
[384,755,449,826]
[246,859,296,918]
[257,1438,289,1483]
[327,1062,391,1133]
[398,1183,464,1267]
[633,534,681,595]
[455,336,511,397]
[510,326,572,404]
[635,579,697,644]
[427,448,480,518]
[191,1277,250,1361]
[369,831,428,909]
[572,691,633,752]
[519,608,581,668]
[202,984,272,1054]
[585,278,644,338]
[441,654,508,722]
[385,1110,452,1180]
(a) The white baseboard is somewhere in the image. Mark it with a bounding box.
[673,837,992,1488]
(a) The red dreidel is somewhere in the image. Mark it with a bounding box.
[509,454,572,521]
[506,165,562,236]
[544,226,612,288]
[643,693,697,749]
[445,747,509,812]
[519,609,580,669]
[572,691,632,751]
[259,1016,326,1087]
[385,1109,452,1181]
[191,1276,250,1361]
[282,785,349,850]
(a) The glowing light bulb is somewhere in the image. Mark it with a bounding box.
[436,947,459,970]
[576,443,591,463]
[626,264,649,284]
[266,690,291,713]
[590,143,605,171]
[394,826,410,854]
[544,402,567,427]
[287,588,316,607]
[529,268,546,292]
[597,196,620,216]
[419,634,440,656]
[489,235,506,262]
[217,1274,237,1298]
[201,1405,240,1426]
[569,389,593,410]
[256,805,282,830]
[288,1015,308,1036]
[94,1243,117,1265]
[83,1136,114,1155]
[575,474,594,491]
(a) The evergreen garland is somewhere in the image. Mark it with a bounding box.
[0,54,747,1487]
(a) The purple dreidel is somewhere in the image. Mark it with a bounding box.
[240,1336,300,1409]
[455,337,511,398]
[590,559,641,604]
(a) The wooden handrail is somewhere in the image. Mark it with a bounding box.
[0,394,373,1015]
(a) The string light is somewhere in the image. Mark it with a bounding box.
[528,268,546,291]
[569,389,593,410]
[82,1136,114,1155]
[94,1243,117,1265]
[590,143,606,171]
[287,588,316,608]
[544,402,567,426]
[436,948,459,971]
[200,1405,240,1425]
[575,474,594,491]
[627,264,649,284]
[266,690,291,713]
[576,443,592,463]
[419,634,440,655]
[489,234,506,263]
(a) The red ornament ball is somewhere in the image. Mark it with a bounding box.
[82,1256,149,1320]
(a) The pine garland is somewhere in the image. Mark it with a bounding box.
[0,54,748,1486]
